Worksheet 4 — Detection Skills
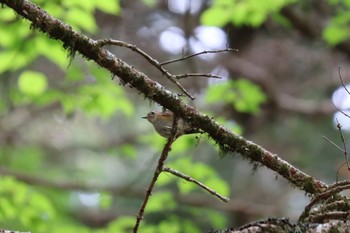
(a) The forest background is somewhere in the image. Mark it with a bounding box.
[0,0,350,232]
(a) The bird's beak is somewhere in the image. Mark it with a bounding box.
[141,116,147,119]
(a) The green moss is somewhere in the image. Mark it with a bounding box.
[302,177,316,194]
[280,163,290,177]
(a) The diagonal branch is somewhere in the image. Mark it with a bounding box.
[338,66,350,96]
[0,0,328,194]
[160,48,238,66]
[96,39,195,99]
[174,73,222,79]
[133,113,178,232]
[163,166,229,203]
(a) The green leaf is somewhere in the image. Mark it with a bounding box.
[119,144,137,158]
[0,50,35,73]
[36,36,68,69]
[171,136,199,153]
[107,216,135,232]
[62,0,95,11]
[157,172,175,186]
[158,218,181,233]
[322,9,350,45]
[271,13,292,28]
[323,23,350,46]
[60,94,77,115]
[79,84,133,118]
[205,81,232,104]
[99,192,113,209]
[200,6,233,26]
[18,71,48,96]
[205,79,266,114]
[95,0,121,15]
[328,0,340,4]
[0,197,16,219]
[182,220,201,233]
[169,158,230,197]
[0,177,55,231]
[215,117,243,135]
[142,0,157,7]
[0,7,16,21]
[205,177,230,196]
[146,192,176,213]
[7,146,44,171]
[234,79,266,113]
[201,0,296,27]
[66,8,97,33]
[204,209,227,229]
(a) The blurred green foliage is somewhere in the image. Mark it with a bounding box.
[201,0,350,46]
[0,0,128,119]
[201,0,296,27]
[0,0,345,232]
[0,0,133,232]
[205,79,267,114]
[0,177,55,232]
[0,0,284,231]
[323,1,350,46]
[18,71,48,97]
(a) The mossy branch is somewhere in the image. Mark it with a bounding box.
[0,0,328,194]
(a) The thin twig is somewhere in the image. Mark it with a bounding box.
[336,162,346,183]
[160,48,238,66]
[163,166,229,203]
[336,119,350,170]
[323,121,350,182]
[335,105,350,118]
[335,118,350,164]
[338,66,350,96]
[133,115,178,233]
[308,211,350,223]
[328,180,350,190]
[322,136,345,153]
[299,181,350,222]
[96,39,195,100]
[174,73,222,79]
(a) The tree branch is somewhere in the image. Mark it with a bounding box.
[0,0,328,194]
[163,166,229,203]
[96,39,195,99]
[160,48,238,66]
[133,114,178,232]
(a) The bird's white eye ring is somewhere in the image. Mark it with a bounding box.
[150,111,155,115]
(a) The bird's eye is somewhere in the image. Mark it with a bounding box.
[150,111,155,115]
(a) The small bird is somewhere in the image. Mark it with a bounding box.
[142,110,200,138]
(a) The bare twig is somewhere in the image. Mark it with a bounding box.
[336,162,347,182]
[322,120,350,182]
[133,115,178,233]
[338,66,350,96]
[308,211,350,223]
[336,120,350,170]
[174,73,222,79]
[299,181,350,222]
[96,39,195,100]
[322,136,345,153]
[336,106,350,118]
[163,166,229,203]
[0,167,275,216]
[160,48,238,66]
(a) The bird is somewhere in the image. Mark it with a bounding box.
[142,110,201,138]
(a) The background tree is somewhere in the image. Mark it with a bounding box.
[0,0,349,232]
